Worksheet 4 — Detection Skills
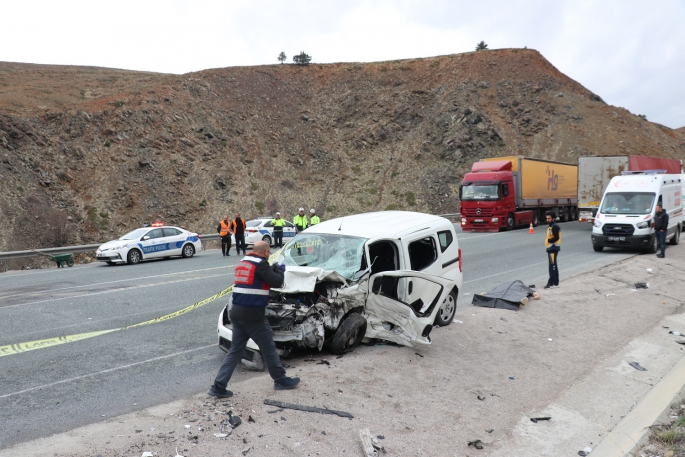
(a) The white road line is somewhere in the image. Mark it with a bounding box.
[0,265,235,300]
[2,273,233,309]
[0,344,217,399]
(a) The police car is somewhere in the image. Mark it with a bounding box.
[96,223,202,265]
[241,217,297,246]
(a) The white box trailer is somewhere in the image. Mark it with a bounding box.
[578,156,683,223]
[591,172,683,252]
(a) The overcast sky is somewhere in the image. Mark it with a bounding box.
[2,0,683,128]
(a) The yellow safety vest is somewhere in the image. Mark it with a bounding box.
[293,214,308,230]
[271,218,286,228]
[310,215,320,225]
[545,225,562,248]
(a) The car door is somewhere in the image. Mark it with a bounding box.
[363,270,453,347]
[162,227,186,256]
[283,221,296,240]
[138,228,167,259]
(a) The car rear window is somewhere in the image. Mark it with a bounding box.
[437,230,453,252]
[408,237,438,271]
[246,221,262,227]
[163,228,181,236]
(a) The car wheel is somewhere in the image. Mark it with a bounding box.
[262,235,272,246]
[434,290,458,326]
[505,213,515,231]
[593,245,604,252]
[182,244,195,258]
[647,235,658,253]
[330,313,367,355]
[670,226,680,245]
[127,249,142,265]
[532,211,539,227]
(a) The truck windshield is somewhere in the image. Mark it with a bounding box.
[461,184,500,200]
[599,192,655,215]
[274,233,368,281]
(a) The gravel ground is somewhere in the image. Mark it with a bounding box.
[3,247,684,457]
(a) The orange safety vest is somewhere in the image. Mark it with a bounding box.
[219,220,232,237]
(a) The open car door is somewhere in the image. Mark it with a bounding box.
[363,270,454,347]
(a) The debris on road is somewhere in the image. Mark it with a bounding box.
[264,399,354,418]
[467,439,484,449]
[628,361,647,371]
[634,282,649,289]
[530,417,552,423]
[359,428,384,456]
[472,280,535,310]
[670,331,683,336]
[414,352,424,358]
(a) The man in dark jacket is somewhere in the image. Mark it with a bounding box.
[653,204,669,258]
[232,213,247,256]
[544,211,561,289]
[208,241,300,397]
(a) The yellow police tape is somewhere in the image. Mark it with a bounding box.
[0,248,284,358]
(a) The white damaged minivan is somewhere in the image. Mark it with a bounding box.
[591,172,683,252]
[217,211,463,369]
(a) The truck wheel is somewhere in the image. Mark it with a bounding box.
[593,245,604,252]
[670,227,680,245]
[330,314,367,354]
[532,211,539,227]
[505,213,515,231]
[570,207,578,221]
[561,207,569,222]
[647,236,658,254]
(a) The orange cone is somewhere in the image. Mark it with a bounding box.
[528,222,535,234]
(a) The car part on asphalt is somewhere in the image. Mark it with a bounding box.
[263,399,353,418]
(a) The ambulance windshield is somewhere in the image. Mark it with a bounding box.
[599,192,655,215]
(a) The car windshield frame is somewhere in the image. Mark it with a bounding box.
[118,228,150,241]
[599,192,656,215]
[461,183,500,200]
[274,233,368,281]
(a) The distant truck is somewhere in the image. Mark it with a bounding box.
[459,156,578,232]
[578,155,683,223]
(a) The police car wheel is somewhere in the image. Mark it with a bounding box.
[127,249,142,265]
[182,244,195,258]
[262,235,272,246]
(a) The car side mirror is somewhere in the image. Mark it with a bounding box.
[142,236,150,241]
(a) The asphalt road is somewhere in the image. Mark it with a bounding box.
[0,222,638,450]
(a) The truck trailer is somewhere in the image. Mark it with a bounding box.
[459,156,578,232]
[578,155,683,223]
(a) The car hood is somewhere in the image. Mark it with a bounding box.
[272,266,349,294]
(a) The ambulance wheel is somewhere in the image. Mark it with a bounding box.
[262,235,272,246]
[647,236,658,254]
[670,226,680,245]
[127,249,142,265]
[593,245,604,252]
[182,244,195,258]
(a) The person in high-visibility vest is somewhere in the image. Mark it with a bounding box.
[544,211,561,289]
[271,212,287,248]
[216,215,233,257]
[309,209,320,225]
[293,208,308,234]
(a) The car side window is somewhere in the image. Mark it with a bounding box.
[285,221,294,228]
[408,237,438,271]
[264,221,273,228]
[146,229,163,239]
[437,230,453,253]
[163,228,181,237]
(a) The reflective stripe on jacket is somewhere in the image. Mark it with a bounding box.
[232,255,273,307]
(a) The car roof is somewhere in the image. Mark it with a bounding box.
[303,211,452,238]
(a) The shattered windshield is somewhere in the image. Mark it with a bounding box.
[275,233,368,280]
[461,184,500,200]
[599,192,655,215]
[118,228,149,240]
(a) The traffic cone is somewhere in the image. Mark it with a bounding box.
[528,222,535,234]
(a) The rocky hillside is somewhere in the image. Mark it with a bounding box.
[1,49,683,262]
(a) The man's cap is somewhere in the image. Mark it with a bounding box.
[310,209,316,213]
[276,212,281,215]
[299,207,305,212]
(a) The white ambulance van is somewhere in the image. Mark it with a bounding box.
[591,172,683,252]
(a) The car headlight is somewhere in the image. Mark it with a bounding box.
[461,218,466,225]
[637,220,651,229]
[491,218,499,223]
[593,220,602,229]
[99,247,113,252]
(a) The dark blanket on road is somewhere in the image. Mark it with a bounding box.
[472,280,535,311]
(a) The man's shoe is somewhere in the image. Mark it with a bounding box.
[657,254,665,258]
[552,284,559,288]
[544,283,552,289]
[274,377,300,390]
[208,385,233,398]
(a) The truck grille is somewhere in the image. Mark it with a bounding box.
[463,208,494,217]
[602,224,635,236]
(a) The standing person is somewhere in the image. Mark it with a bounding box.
[232,213,247,255]
[652,204,669,258]
[271,212,286,248]
[544,211,561,289]
[208,241,300,397]
[293,208,308,234]
[309,209,320,226]
[217,215,233,257]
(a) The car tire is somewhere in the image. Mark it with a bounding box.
[670,226,680,245]
[593,245,604,252]
[330,313,367,355]
[182,244,195,258]
[434,290,458,326]
[262,235,272,246]
[127,249,142,265]
[505,213,515,231]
